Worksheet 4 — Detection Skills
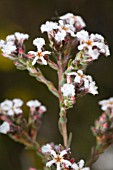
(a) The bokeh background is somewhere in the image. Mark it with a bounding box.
[0,0,113,170]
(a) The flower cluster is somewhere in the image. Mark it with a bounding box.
[76,30,110,60]
[61,70,98,108]
[41,143,89,170]
[91,98,113,145]
[0,98,23,116]
[0,99,46,144]
[0,32,29,57]
[41,13,85,45]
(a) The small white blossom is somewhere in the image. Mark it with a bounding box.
[60,13,86,29]
[0,99,23,116]
[13,99,23,107]
[75,16,86,29]
[46,149,71,170]
[61,83,75,97]
[14,32,29,41]
[41,144,52,153]
[67,70,98,95]
[58,20,76,37]
[60,13,74,21]
[28,49,51,65]
[41,21,59,33]
[76,30,110,59]
[27,100,41,108]
[33,37,45,49]
[28,38,51,65]
[1,41,16,55]
[0,40,5,47]
[6,34,15,42]
[55,30,66,42]
[99,97,113,111]
[88,81,98,95]
[0,122,10,134]
[72,159,90,170]
[6,32,29,43]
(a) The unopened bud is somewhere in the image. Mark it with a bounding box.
[19,48,24,54]
[67,75,72,84]
[38,105,47,114]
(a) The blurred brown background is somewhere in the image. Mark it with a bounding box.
[0,0,113,170]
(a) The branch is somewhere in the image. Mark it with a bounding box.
[14,58,59,98]
[27,66,59,98]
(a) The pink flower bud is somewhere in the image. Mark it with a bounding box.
[19,48,24,54]
[70,96,76,104]
[100,113,106,122]
[30,107,36,115]
[103,122,108,129]
[29,168,37,170]
[67,75,72,84]
[70,158,75,164]
[38,106,47,114]
[26,53,34,59]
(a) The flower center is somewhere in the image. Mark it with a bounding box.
[78,73,84,78]
[62,26,68,31]
[55,156,62,162]
[37,52,43,57]
[108,101,113,105]
[86,39,92,46]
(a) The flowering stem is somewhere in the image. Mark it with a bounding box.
[14,58,59,98]
[87,135,113,167]
[57,54,68,148]
[86,144,104,167]
[27,66,59,98]
[9,131,46,162]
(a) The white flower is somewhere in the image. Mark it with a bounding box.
[0,40,5,47]
[41,21,59,33]
[76,30,110,59]
[46,149,71,170]
[55,30,66,42]
[60,13,86,29]
[99,97,113,111]
[61,83,75,97]
[67,70,98,95]
[88,81,98,95]
[60,13,74,21]
[0,122,10,134]
[14,32,29,41]
[75,16,86,29]
[41,144,52,153]
[27,100,41,108]
[33,38,45,49]
[76,30,89,42]
[6,32,29,43]
[28,49,51,65]
[28,38,51,65]
[58,20,76,37]
[1,41,16,55]
[67,70,88,86]
[6,34,15,42]
[72,159,90,170]
[13,99,23,107]
[0,99,23,116]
